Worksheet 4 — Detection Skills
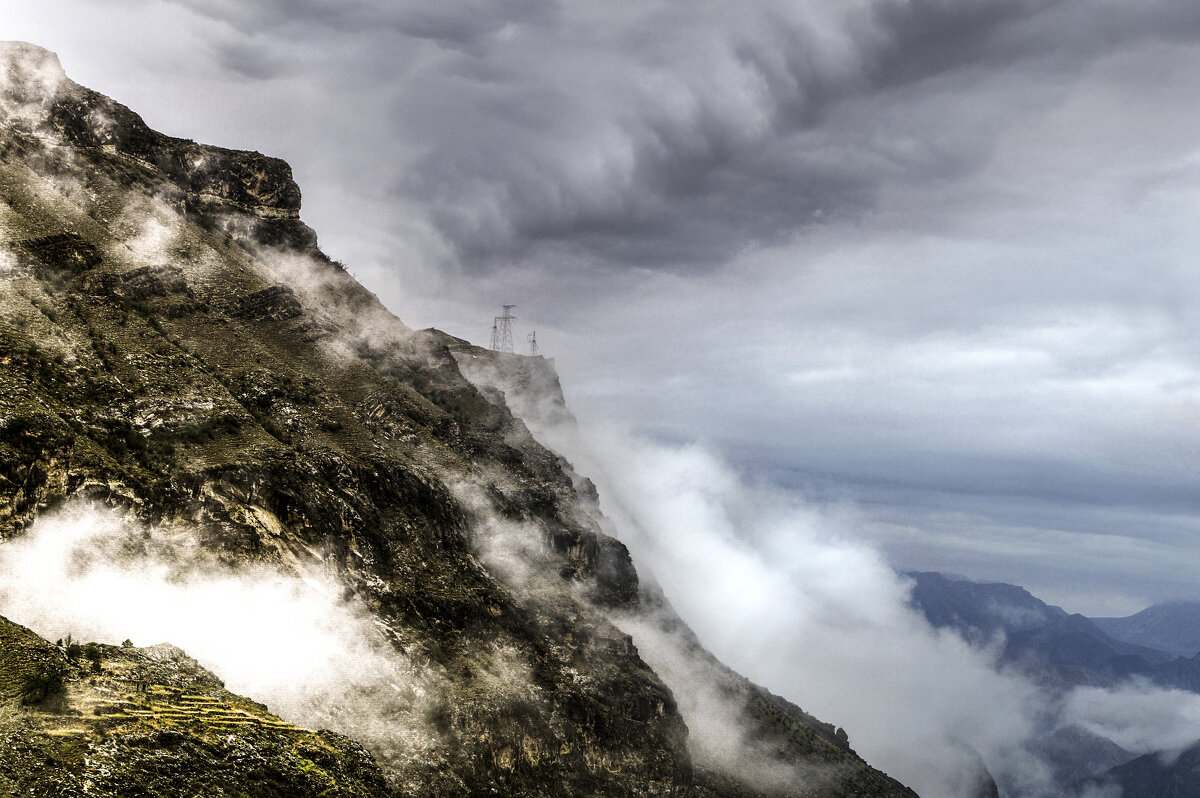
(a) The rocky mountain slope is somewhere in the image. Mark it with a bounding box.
[0,42,919,797]
[0,614,390,796]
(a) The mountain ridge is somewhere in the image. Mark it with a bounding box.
[904,571,1200,691]
[0,41,919,797]
[1093,602,1200,659]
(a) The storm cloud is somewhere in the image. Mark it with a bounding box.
[3,0,1199,622]
[180,0,1200,274]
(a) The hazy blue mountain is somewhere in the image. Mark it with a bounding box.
[1001,613,1176,687]
[1093,602,1200,658]
[905,573,1200,792]
[902,571,1067,644]
[1028,725,1135,789]
[905,572,1200,693]
[1073,740,1200,798]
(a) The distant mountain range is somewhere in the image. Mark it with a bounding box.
[904,572,1200,692]
[1093,603,1200,659]
[1072,740,1200,798]
[904,571,1200,795]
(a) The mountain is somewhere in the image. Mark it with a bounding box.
[905,571,1200,693]
[1093,602,1200,659]
[0,614,391,795]
[1001,613,1176,688]
[903,571,1067,644]
[0,42,919,797]
[1028,725,1134,788]
[904,572,1200,792]
[1072,740,1200,798]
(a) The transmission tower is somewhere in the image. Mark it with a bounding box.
[490,305,516,353]
[527,331,539,357]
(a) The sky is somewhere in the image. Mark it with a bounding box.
[2,0,1200,615]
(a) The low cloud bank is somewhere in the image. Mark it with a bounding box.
[533,414,1200,797]
[0,502,439,773]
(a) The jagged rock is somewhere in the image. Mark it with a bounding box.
[19,232,103,274]
[0,41,318,255]
[234,284,304,321]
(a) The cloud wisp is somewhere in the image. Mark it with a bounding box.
[525,411,1200,797]
[0,502,442,776]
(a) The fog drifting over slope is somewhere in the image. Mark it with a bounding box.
[0,503,442,774]
[567,425,1200,797]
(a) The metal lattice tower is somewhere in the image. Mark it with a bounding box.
[490,305,516,353]
[527,331,539,357]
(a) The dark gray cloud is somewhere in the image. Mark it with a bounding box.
[166,0,559,49]
[3,0,1200,613]
[379,0,1200,272]
[212,39,288,80]
[74,0,1199,279]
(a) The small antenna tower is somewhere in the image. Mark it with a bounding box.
[527,331,539,357]
[490,304,516,353]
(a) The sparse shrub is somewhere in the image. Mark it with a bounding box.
[423,700,453,735]
[65,642,82,661]
[19,662,66,705]
[178,422,204,443]
[121,639,133,648]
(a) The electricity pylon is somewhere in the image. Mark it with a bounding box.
[490,305,516,353]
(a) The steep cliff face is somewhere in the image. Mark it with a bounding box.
[444,339,944,798]
[0,42,918,797]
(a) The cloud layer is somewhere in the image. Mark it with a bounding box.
[2,0,1199,617]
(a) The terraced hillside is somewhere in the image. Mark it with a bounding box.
[0,615,390,796]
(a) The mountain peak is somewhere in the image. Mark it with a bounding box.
[0,41,67,83]
[0,41,71,123]
[0,44,318,256]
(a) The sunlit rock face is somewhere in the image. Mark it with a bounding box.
[0,42,919,797]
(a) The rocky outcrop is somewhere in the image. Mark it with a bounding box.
[0,615,392,797]
[0,42,919,797]
[1,41,318,255]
